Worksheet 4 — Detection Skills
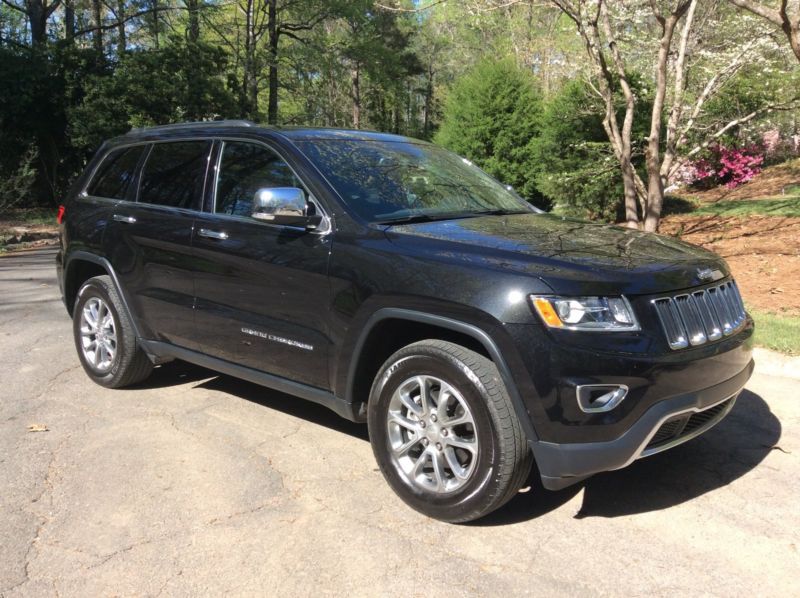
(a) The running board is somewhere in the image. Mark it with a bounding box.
[140,340,365,422]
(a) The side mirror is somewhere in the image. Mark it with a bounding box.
[251,187,321,229]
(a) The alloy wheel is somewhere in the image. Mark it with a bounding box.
[386,374,479,494]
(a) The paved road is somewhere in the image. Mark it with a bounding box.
[1,248,798,597]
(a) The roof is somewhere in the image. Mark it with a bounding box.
[120,121,416,144]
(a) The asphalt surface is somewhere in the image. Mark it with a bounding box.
[1,247,798,597]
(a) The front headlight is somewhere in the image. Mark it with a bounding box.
[530,295,640,331]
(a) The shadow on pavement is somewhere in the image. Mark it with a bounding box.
[472,389,781,526]
[132,360,781,525]
[192,369,370,442]
[128,360,219,390]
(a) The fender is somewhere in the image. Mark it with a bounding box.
[64,250,146,341]
[346,308,539,443]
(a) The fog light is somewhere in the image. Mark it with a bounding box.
[576,384,629,413]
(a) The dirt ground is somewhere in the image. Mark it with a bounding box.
[0,217,59,252]
[660,215,800,315]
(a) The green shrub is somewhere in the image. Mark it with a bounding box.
[533,78,650,221]
[434,58,545,208]
[0,144,38,213]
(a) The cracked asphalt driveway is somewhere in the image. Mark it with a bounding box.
[1,248,798,597]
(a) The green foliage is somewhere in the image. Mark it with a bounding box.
[70,39,237,152]
[435,58,544,207]
[532,77,653,221]
[0,144,38,212]
[532,79,620,220]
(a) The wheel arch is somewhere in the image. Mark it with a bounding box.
[64,251,144,340]
[344,308,538,443]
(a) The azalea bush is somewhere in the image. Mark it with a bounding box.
[691,144,765,189]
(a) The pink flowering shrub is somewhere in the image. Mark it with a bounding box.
[690,144,764,189]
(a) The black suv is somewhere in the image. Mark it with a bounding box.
[57,121,754,522]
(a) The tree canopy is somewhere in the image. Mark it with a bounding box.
[1,0,799,229]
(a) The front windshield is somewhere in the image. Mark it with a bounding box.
[294,139,535,223]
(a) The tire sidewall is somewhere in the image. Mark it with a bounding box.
[368,348,501,520]
[73,278,124,386]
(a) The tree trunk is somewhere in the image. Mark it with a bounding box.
[243,0,259,118]
[187,0,200,42]
[267,0,279,124]
[621,160,640,226]
[116,0,127,55]
[351,64,361,129]
[152,0,160,48]
[644,18,676,232]
[92,0,103,53]
[423,63,433,138]
[25,0,54,46]
[644,6,692,233]
[64,0,75,41]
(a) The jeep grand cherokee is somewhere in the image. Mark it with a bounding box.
[56,121,754,522]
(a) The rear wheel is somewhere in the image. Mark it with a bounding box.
[368,340,532,522]
[73,275,153,388]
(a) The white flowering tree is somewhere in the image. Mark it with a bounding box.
[544,0,798,230]
[727,0,800,61]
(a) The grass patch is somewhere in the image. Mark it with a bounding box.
[691,197,800,218]
[750,309,800,355]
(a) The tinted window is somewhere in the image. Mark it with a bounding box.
[138,141,211,209]
[215,141,302,217]
[295,140,532,223]
[87,146,144,200]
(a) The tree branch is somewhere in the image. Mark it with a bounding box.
[684,98,800,159]
[0,0,26,14]
[74,6,176,37]
[727,0,781,25]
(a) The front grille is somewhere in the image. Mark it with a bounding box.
[642,397,735,457]
[652,280,746,350]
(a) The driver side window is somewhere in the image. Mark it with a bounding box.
[214,141,303,217]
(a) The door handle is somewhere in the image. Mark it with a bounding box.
[112,214,137,224]
[198,228,229,240]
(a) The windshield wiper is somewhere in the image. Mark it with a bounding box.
[375,212,477,225]
[467,209,532,217]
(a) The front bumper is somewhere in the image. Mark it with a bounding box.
[532,358,754,490]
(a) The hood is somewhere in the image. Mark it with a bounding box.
[385,213,729,296]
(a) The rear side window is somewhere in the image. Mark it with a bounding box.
[87,146,144,200]
[138,141,212,209]
[214,141,303,217]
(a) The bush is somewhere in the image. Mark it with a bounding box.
[691,144,764,189]
[532,79,650,221]
[0,144,38,212]
[434,58,545,207]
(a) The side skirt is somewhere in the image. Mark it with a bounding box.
[140,340,365,423]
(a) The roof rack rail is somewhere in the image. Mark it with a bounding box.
[128,120,256,134]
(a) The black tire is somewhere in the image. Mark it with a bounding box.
[73,275,153,388]
[368,340,532,523]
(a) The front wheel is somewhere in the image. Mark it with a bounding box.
[368,340,532,522]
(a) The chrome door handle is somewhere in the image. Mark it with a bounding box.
[112,214,137,224]
[198,228,229,240]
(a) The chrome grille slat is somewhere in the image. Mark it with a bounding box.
[675,294,707,346]
[653,298,688,349]
[692,291,722,341]
[652,280,746,351]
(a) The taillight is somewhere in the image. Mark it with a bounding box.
[56,205,66,224]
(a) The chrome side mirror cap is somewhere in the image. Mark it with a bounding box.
[252,187,307,226]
